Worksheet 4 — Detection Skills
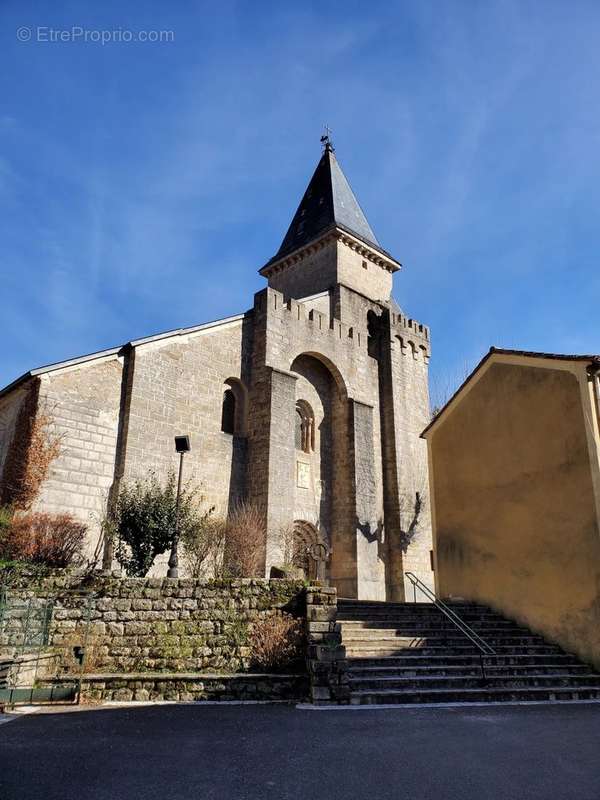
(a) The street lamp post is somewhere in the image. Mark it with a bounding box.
[167,435,191,579]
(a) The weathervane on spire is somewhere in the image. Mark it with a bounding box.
[320,125,335,153]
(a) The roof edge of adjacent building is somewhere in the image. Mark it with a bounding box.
[421,347,600,440]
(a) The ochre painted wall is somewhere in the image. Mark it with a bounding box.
[429,361,600,668]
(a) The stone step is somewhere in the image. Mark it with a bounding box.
[348,673,600,691]
[339,613,503,624]
[339,599,490,608]
[348,663,592,679]
[346,653,582,668]
[340,615,520,626]
[337,605,504,616]
[349,685,600,705]
[340,618,512,628]
[342,624,540,633]
[339,601,495,614]
[342,633,548,647]
[336,600,600,706]
[344,644,563,658]
[340,625,530,638]
[337,614,528,630]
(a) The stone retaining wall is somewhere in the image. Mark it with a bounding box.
[306,586,349,704]
[65,672,308,703]
[2,573,307,677]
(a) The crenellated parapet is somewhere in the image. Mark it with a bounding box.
[391,312,431,363]
[253,287,432,364]
[255,287,365,351]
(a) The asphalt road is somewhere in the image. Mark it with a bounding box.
[1,702,600,799]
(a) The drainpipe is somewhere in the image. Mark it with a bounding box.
[589,361,600,540]
[592,361,600,432]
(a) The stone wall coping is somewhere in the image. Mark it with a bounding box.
[2,574,314,597]
[64,672,305,681]
[3,573,312,588]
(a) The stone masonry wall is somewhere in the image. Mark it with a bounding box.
[250,262,433,600]
[336,236,393,304]
[121,317,253,572]
[292,355,333,549]
[266,237,339,301]
[305,585,349,704]
[389,314,433,595]
[250,283,388,597]
[73,672,308,703]
[0,384,28,486]
[2,574,307,678]
[264,233,393,307]
[31,359,123,558]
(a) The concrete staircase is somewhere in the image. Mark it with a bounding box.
[338,599,600,706]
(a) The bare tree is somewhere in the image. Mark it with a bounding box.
[430,360,475,419]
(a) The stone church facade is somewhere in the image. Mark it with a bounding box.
[0,142,432,600]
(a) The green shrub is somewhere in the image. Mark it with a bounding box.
[113,471,210,577]
[0,505,13,545]
[0,505,12,527]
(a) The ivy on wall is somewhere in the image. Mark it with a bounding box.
[0,380,62,510]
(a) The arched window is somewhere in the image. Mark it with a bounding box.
[221,389,236,434]
[221,378,248,436]
[295,400,314,453]
[367,310,382,359]
[295,407,304,450]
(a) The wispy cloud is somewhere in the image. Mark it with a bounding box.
[0,0,599,390]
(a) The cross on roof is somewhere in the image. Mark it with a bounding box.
[320,125,335,152]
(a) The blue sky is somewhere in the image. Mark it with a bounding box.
[1,1,599,405]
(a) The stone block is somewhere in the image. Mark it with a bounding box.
[124,622,150,636]
[89,622,106,636]
[131,599,152,611]
[107,623,124,636]
[112,688,134,702]
[315,645,346,662]
[307,606,337,622]
[307,621,340,634]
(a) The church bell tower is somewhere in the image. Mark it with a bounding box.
[259,135,401,309]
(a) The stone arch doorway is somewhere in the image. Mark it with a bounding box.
[290,354,338,548]
[292,520,328,580]
[289,351,351,594]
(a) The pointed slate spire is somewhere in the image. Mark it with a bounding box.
[273,144,380,260]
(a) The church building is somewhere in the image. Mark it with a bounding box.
[0,139,433,600]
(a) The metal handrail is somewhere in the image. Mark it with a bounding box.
[405,572,495,682]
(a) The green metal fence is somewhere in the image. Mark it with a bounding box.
[0,587,94,707]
